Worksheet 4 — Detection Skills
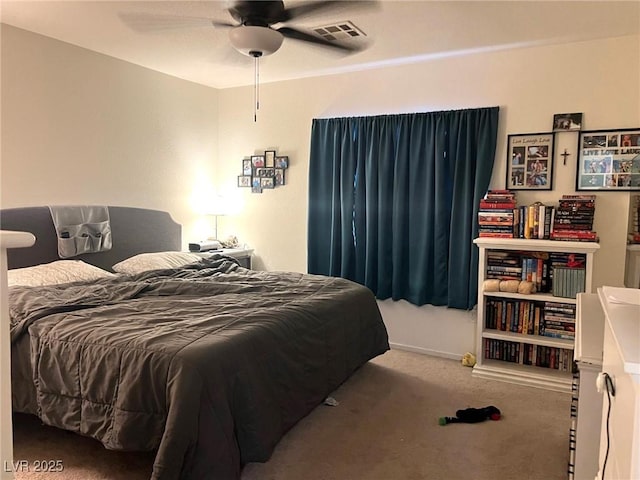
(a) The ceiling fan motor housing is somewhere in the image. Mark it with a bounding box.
[229,25,284,57]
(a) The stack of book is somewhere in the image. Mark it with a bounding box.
[548,251,586,271]
[551,194,597,242]
[485,251,522,280]
[478,190,517,238]
[542,302,576,340]
[629,194,640,244]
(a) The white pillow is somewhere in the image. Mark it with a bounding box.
[112,251,203,275]
[8,260,115,287]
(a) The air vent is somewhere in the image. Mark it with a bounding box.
[312,21,366,42]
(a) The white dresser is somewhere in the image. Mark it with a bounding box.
[1,231,36,480]
[572,293,605,480]
[596,287,640,480]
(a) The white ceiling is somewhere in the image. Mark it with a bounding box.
[1,1,639,89]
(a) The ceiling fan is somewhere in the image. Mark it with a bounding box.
[119,1,376,58]
[119,0,376,120]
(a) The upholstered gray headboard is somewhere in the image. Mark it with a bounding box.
[0,206,181,271]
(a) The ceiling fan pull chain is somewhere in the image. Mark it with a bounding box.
[253,55,260,122]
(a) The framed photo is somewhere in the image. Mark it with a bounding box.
[577,128,640,191]
[275,156,289,169]
[264,150,276,168]
[275,168,286,186]
[506,132,555,190]
[553,113,583,131]
[237,175,251,187]
[251,177,262,194]
[260,177,275,189]
[251,155,265,168]
[255,167,275,178]
[242,159,252,176]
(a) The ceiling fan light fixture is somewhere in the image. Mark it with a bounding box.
[229,26,284,57]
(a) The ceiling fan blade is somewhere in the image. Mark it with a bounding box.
[280,1,379,23]
[211,20,236,29]
[277,26,361,53]
[228,1,286,26]
[118,12,228,33]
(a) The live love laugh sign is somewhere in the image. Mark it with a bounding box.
[577,128,640,191]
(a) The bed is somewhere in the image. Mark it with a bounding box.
[1,206,390,479]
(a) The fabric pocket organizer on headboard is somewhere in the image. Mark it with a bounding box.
[49,206,113,259]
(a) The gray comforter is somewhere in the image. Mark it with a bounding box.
[9,256,389,479]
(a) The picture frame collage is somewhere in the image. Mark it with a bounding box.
[237,150,289,193]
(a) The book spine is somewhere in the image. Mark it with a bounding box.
[478,232,514,238]
[487,265,523,273]
[479,202,517,209]
[536,258,543,291]
[543,206,553,239]
[551,231,598,240]
[538,204,545,239]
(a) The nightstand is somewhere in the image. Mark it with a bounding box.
[219,248,253,269]
[189,248,254,269]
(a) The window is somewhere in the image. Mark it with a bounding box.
[308,107,499,309]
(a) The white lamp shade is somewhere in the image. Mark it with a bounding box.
[229,26,284,57]
[205,194,234,217]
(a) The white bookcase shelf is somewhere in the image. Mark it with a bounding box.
[481,290,578,304]
[482,329,574,349]
[472,237,600,393]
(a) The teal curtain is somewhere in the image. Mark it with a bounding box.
[307,107,499,309]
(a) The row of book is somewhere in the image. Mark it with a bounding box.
[485,250,586,294]
[483,338,574,371]
[519,202,553,240]
[478,191,598,242]
[484,298,576,340]
[552,267,586,299]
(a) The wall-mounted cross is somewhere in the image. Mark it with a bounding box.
[561,149,571,165]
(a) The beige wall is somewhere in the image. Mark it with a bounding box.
[1,25,220,246]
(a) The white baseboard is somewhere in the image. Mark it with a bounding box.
[389,342,463,361]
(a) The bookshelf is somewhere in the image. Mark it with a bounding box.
[473,238,600,392]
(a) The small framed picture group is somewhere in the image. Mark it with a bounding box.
[506,132,555,191]
[576,128,640,191]
[506,114,640,192]
[237,150,289,193]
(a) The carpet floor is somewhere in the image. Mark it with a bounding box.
[12,349,571,480]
